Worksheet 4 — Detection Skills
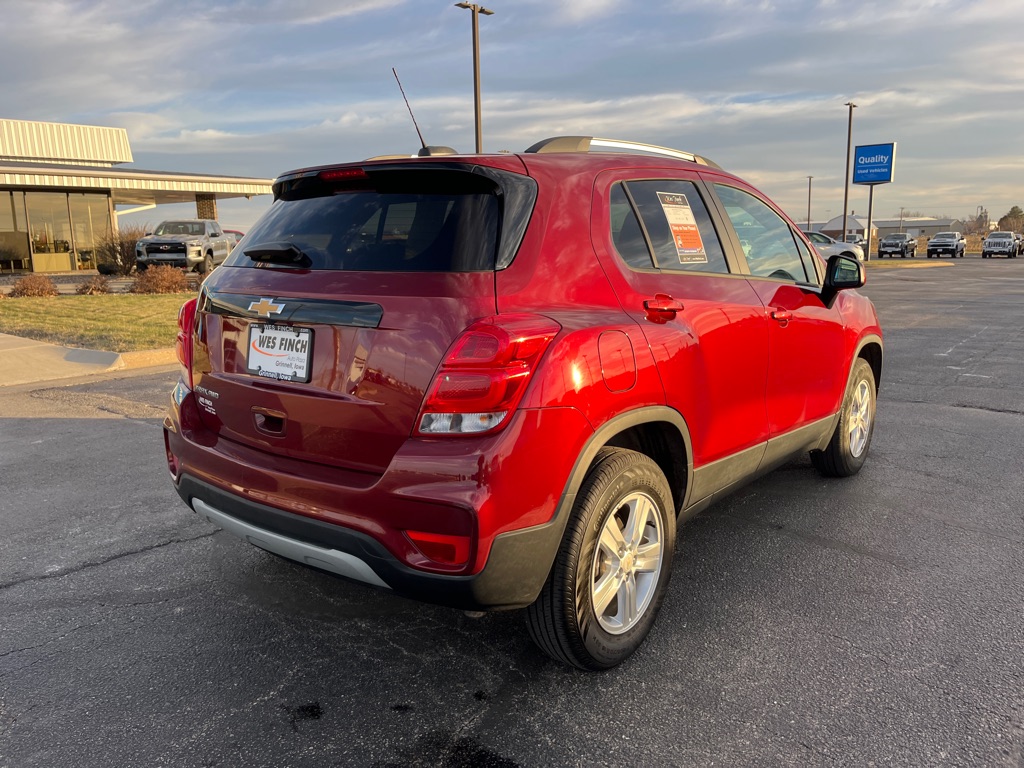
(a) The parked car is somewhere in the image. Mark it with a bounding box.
[981,231,1018,258]
[1014,233,1023,256]
[224,229,246,251]
[802,230,865,261]
[165,135,883,670]
[841,234,868,248]
[135,219,232,273]
[878,233,917,258]
[926,231,966,258]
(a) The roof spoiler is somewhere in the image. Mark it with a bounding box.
[524,136,721,169]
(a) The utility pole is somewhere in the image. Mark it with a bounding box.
[454,3,494,153]
[806,176,813,231]
[842,102,857,241]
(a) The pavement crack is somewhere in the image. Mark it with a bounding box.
[950,403,1024,416]
[0,530,219,591]
[721,513,911,570]
[0,620,106,661]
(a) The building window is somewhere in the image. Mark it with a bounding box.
[26,192,75,272]
[68,194,112,271]
[0,192,31,272]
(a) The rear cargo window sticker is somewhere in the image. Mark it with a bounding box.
[656,191,708,264]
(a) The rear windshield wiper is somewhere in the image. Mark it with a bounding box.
[243,242,313,268]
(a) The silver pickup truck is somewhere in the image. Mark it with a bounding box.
[135,219,232,273]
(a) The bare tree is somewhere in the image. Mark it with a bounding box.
[96,224,147,276]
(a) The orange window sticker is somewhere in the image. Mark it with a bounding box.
[656,192,708,264]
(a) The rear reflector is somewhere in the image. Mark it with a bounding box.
[404,531,471,566]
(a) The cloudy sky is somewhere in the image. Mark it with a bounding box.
[3,0,1023,231]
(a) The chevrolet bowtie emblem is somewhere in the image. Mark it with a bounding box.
[248,298,285,318]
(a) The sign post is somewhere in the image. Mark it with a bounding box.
[853,142,896,260]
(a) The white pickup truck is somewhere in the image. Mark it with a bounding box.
[135,219,233,273]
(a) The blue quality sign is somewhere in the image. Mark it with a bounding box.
[853,142,896,185]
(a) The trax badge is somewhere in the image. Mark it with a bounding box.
[248,298,285,317]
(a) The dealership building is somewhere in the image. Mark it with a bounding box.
[0,118,272,273]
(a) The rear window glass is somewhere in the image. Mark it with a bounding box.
[224,172,500,272]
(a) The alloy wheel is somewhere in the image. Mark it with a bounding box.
[848,379,873,458]
[590,491,664,635]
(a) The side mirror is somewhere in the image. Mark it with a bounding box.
[821,254,865,307]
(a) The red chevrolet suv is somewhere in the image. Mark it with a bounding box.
[165,136,882,670]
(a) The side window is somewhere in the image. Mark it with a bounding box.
[714,184,809,282]
[623,180,729,274]
[609,184,654,269]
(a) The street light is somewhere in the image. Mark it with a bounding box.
[455,2,494,154]
[841,101,857,241]
[806,176,813,231]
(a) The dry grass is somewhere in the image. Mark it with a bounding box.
[0,293,189,352]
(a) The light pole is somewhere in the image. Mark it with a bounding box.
[455,2,494,154]
[806,176,813,231]
[841,101,857,241]
[899,206,905,233]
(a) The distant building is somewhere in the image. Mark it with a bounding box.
[820,214,967,242]
[821,215,869,240]
[871,217,966,239]
[1,118,272,273]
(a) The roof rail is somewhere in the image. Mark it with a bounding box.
[524,136,721,169]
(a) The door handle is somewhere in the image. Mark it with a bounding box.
[644,294,684,314]
[770,308,792,324]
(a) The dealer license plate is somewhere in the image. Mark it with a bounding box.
[246,324,313,382]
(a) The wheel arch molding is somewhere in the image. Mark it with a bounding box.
[556,407,694,525]
[853,334,884,392]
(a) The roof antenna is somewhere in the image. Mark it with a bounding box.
[392,68,457,157]
[393,67,426,151]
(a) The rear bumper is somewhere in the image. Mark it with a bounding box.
[164,386,591,610]
[174,474,566,610]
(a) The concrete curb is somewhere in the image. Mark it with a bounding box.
[0,333,176,387]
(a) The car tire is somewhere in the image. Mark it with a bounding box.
[811,358,876,478]
[525,447,675,671]
[201,253,214,274]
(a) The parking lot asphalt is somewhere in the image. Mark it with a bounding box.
[0,258,1022,767]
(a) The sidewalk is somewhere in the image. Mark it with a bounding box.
[0,333,176,387]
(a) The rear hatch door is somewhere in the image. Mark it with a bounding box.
[191,162,535,475]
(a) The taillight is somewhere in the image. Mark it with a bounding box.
[416,314,561,436]
[176,298,198,389]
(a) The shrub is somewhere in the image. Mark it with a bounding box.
[130,265,189,294]
[76,275,111,295]
[10,274,60,297]
[96,223,148,277]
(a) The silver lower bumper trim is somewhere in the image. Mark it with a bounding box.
[193,499,391,589]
